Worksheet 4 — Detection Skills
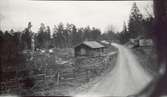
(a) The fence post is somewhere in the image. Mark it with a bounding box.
[57,72,60,86]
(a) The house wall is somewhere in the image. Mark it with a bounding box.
[74,44,104,57]
[75,44,91,56]
[89,48,103,56]
[139,39,153,46]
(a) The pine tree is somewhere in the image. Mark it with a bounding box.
[128,2,144,38]
[36,23,51,49]
[21,22,33,49]
[120,22,129,43]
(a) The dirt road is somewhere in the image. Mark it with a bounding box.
[72,43,154,97]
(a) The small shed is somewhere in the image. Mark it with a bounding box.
[74,41,105,57]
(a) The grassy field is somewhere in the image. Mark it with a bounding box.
[11,47,117,96]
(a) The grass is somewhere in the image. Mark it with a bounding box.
[17,47,117,96]
[133,46,159,76]
[1,46,117,96]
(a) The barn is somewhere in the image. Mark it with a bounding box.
[74,41,105,57]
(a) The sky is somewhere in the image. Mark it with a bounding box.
[0,0,153,33]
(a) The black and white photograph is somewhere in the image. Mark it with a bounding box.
[0,0,167,97]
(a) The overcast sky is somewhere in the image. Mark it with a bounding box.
[0,0,153,33]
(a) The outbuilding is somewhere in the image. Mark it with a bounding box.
[99,40,111,48]
[74,41,105,57]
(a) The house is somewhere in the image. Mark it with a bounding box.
[99,40,111,48]
[128,35,153,48]
[74,41,105,57]
[129,38,139,47]
[139,39,153,47]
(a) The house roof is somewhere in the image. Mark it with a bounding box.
[100,40,110,44]
[75,41,105,49]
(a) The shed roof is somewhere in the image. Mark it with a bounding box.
[75,41,105,49]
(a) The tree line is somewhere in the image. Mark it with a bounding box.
[116,3,154,44]
[0,3,154,51]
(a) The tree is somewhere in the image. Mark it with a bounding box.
[142,4,154,38]
[36,23,45,49]
[36,23,51,49]
[45,26,51,48]
[52,23,65,48]
[52,25,58,47]
[21,22,33,49]
[83,26,91,41]
[90,27,101,41]
[118,22,130,44]
[128,2,144,38]
[52,23,102,48]
[72,24,79,46]
[142,15,154,38]
[65,23,74,47]
[0,30,32,94]
[102,25,118,42]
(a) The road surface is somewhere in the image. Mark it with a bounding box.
[72,43,154,97]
